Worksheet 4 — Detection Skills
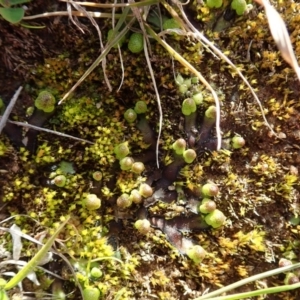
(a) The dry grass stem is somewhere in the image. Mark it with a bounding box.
[0,86,23,134]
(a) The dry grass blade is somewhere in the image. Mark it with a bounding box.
[23,11,122,20]
[59,0,158,9]
[143,34,162,168]
[68,0,112,91]
[0,86,23,134]
[66,1,84,34]
[254,0,300,81]
[0,117,94,144]
[59,8,134,104]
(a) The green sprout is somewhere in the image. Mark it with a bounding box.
[206,0,223,9]
[117,193,132,209]
[129,189,142,204]
[107,28,126,48]
[90,267,103,279]
[83,287,101,300]
[172,138,186,155]
[192,92,203,105]
[124,108,137,123]
[134,100,147,114]
[181,98,197,116]
[231,136,246,149]
[34,91,56,113]
[205,209,226,228]
[120,157,134,171]
[0,97,5,114]
[82,194,101,210]
[131,161,145,174]
[199,198,217,214]
[162,18,180,30]
[52,175,67,187]
[134,219,151,234]
[284,273,299,285]
[183,149,197,164]
[201,183,219,197]
[92,171,103,181]
[128,32,144,53]
[186,245,206,264]
[114,142,130,160]
[139,183,153,198]
[231,0,247,16]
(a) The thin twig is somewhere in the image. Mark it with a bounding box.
[143,35,162,168]
[22,11,123,20]
[0,117,94,144]
[58,0,158,8]
[256,0,300,81]
[0,86,23,134]
[59,9,134,104]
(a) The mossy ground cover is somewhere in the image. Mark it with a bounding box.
[0,0,300,299]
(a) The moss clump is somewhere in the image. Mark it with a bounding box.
[128,33,144,53]
[34,91,56,113]
[0,140,8,156]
